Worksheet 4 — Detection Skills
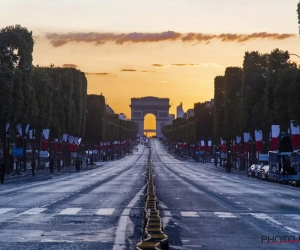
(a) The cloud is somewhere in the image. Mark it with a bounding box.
[85,72,113,76]
[152,64,164,68]
[62,63,78,68]
[160,80,168,83]
[140,70,155,72]
[45,31,296,47]
[120,68,136,72]
[152,63,224,68]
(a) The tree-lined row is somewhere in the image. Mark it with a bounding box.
[85,94,138,144]
[0,24,136,147]
[162,49,300,146]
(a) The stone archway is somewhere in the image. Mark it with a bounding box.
[130,97,171,137]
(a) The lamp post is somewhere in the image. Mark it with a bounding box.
[15,132,21,174]
[32,131,36,169]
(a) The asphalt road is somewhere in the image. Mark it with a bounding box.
[151,139,300,250]
[1,140,300,250]
[0,144,148,250]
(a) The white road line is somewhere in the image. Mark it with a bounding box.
[0,208,15,214]
[284,226,300,233]
[59,208,81,215]
[181,211,199,217]
[284,214,300,220]
[164,211,171,216]
[96,208,115,215]
[250,213,283,226]
[112,184,146,250]
[214,212,237,218]
[21,208,46,215]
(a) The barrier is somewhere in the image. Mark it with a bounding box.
[136,145,169,250]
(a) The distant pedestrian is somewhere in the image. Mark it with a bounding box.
[49,157,54,173]
[1,159,6,184]
[226,161,232,173]
[80,158,83,169]
[31,161,35,176]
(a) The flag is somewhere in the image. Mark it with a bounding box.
[243,132,250,152]
[271,125,280,150]
[255,130,263,152]
[290,120,300,149]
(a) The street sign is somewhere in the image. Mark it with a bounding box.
[71,152,77,158]
[12,148,24,156]
[221,153,227,159]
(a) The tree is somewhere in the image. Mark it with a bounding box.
[289,68,300,123]
[274,65,297,131]
[213,76,225,140]
[223,67,242,140]
[240,51,267,134]
[263,49,289,133]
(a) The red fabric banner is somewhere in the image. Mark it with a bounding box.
[255,141,263,152]
[272,138,278,150]
[221,144,226,153]
[42,139,48,151]
[292,134,300,149]
[244,142,249,152]
[53,141,59,151]
[207,146,211,152]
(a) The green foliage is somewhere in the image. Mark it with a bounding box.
[240,51,267,133]
[194,102,213,141]
[224,67,242,139]
[288,69,300,122]
[213,76,225,139]
[161,117,195,144]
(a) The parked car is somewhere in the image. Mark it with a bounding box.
[247,164,259,177]
[256,165,264,179]
[261,165,269,181]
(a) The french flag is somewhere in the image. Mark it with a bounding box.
[255,130,263,152]
[271,125,280,150]
[290,120,300,149]
[236,136,241,153]
[207,140,212,152]
[243,132,250,152]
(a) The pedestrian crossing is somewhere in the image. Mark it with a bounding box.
[0,207,116,217]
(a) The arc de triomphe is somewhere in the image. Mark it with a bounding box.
[130,97,170,137]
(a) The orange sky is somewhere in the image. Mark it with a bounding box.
[33,36,300,120]
[2,0,300,131]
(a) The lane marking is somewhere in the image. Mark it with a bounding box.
[0,208,15,214]
[250,213,283,226]
[21,208,46,215]
[214,212,237,218]
[284,226,300,233]
[59,208,81,215]
[164,211,171,216]
[181,211,199,217]
[96,208,115,215]
[112,184,146,250]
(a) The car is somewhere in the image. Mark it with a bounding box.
[247,164,259,177]
[256,165,264,179]
[261,165,269,181]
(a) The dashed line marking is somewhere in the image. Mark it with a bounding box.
[59,208,81,215]
[181,211,199,217]
[214,212,237,218]
[96,208,115,215]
